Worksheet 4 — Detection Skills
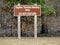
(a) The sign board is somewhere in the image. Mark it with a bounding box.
[14,5,41,16]
[14,5,41,39]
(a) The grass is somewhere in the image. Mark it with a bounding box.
[0,37,60,45]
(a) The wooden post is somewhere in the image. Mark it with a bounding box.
[34,15,37,39]
[18,15,21,39]
[34,4,37,39]
[17,3,21,39]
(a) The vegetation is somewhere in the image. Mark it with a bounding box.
[0,0,56,36]
[5,0,56,15]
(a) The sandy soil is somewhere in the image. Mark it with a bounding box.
[0,37,60,45]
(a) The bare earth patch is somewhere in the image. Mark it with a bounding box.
[0,37,60,45]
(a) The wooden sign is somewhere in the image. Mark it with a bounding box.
[14,5,41,16]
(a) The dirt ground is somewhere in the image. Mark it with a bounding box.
[0,37,60,45]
